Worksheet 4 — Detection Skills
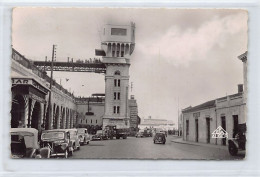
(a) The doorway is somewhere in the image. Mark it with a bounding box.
[11,95,25,128]
[31,102,41,130]
[206,118,210,143]
[195,119,199,142]
[233,115,239,138]
[221,116,226,146]
[186,120,189,140]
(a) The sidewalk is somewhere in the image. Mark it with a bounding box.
[171,137,228,150]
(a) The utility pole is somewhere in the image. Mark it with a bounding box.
[47,44,56,130]
[177,97,179,136]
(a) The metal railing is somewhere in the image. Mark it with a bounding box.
[12,48,75,99]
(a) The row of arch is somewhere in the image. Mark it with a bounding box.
[52,104,76,129]
[106,43,133,57]
[11,94,42,130]
[11,93,77,130]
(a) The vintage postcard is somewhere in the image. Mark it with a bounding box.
[10,8,247,159]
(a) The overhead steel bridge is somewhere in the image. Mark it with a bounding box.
[33,61,107,73]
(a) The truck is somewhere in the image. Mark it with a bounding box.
[104,125,129,139]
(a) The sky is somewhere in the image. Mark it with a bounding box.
[12,8,248,123]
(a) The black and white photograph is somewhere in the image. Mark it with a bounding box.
[10,8,247,160]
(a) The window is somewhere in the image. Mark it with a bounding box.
[114,71,120,75]
[113,106,120,114]
[114,79,117,87]
[113,106,116,114]
[86,119,87,124]
[114,92,120,100]
[81,119,82,123]
[111,28,127,36]
[112,51,115,57]
[121,51,124,57]
[91,119,92,124]
[118,79,120,87]
[117,51,119,57]
[114,79,120,87]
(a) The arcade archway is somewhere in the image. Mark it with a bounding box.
[11,94,25,128]
[31,101,41,129]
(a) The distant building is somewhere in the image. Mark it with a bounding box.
[76,94,139,130]
[138,118,175,131]
[76,94,105,128]
[128,95,139,131]
[182,52,247,146]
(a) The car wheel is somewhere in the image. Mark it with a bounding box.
[69,149,73,156]
[229,143,238,156]
[86,141,89,145]
[77,146,80,150]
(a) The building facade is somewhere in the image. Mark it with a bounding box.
[182,52,247,145]
[76,95,105,127]
[11,49,77,131]
[128,95,139,131]
[96,22,136,129]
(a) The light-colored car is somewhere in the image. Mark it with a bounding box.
[136,131,144,138]
[11,128,50,158]
[77,128,91,145]
[66,129,81,151]
[92,130,103,141]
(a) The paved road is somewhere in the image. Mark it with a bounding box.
[70,136,244,160]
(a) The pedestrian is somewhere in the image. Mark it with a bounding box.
[38,124,45,142]
[18,121,25,128]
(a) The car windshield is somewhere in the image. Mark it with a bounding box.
[77,129,85,134]
[42,132,64,140]
[156,133,164,137]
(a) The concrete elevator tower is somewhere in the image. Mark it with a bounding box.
[96,22,135,129]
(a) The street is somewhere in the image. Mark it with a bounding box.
[70,136,244,160]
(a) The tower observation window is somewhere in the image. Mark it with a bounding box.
[111,28,127,36]
[118,79,120,87]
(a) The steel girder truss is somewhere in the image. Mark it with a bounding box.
[33,61,106,73]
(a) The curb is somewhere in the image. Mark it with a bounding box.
[171,139,228,150]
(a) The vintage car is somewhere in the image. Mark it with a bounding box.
[77,128,91,145]
[41,129,74,158]
[153,132,166,144]
[136,131,144,138]
[10,128,50,158]
[228,123,246,156]
[66,129,81,151]
[92,130,103,141]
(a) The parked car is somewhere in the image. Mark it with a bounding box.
[153,132,166,144]
[143,129,153,137]
[11,128,49,158]
[41,129,73,158]
[66,129,81,151]
[228,123,246,156]
[77,128,91,145]
[92,130,102,141]
[136,131,144,138]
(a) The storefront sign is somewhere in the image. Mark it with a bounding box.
[12,78,48,94]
